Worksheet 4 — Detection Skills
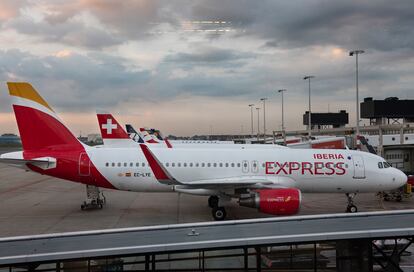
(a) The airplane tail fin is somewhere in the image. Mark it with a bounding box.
[97,113,129,139]
[150,128,173,148]
[126,124,137,134]
[97,113,138,147]
[140,127,159,143]
[7,82,82,152]
[126,124,144,143]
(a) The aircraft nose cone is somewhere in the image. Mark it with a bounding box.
[396,170,408,187]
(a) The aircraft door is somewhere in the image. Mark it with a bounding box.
[242,160,249,173]
[251,160,259,173]
[79,152,91,176]
[352,155,365,179]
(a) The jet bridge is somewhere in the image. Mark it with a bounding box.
[0,210,413,271]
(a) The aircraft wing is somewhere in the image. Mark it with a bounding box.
[182,176,273,186]
[140,144,283,188]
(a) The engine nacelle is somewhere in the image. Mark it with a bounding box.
[239,188,301,215]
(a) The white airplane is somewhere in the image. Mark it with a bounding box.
[0,83,407,220]
[98,113,288,150]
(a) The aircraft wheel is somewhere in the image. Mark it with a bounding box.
[212,207,226,221]
[208,196,219,208]
[346,205,358,213]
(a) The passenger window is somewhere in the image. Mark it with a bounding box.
[118,162,121,167]
[231,163,235,167]
[219,163,223,167]
[225,163,229,167]
[166,162,169,167]
[130,162,133,167]
[202,163,205,167]
[195,163,199,167]
[190,163,193,167]
[237,163,241,167]
[183,163,187,167]
[207,163,211,167]
[112,163,115,167]
[178,163,181,167]
[124,162,127,167]
[213,163,217,167]
[142,162,145,167]
[105,163,109,167]
[136,163,139,167]
[378,162,383,169]
[172,163,175,167]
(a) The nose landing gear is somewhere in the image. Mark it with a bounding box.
[208,195,227,221]
[345,193,358,213]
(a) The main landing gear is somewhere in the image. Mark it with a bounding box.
[81,185,106,210]
[345,193,358,213]
[208,195,227,221]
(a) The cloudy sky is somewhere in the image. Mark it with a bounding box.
[0,0,413,136]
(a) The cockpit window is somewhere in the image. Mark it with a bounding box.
[383,162,391,168]
[378,162,383,169]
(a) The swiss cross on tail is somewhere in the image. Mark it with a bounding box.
[102,119,117,134]
[139,144,180,185]
[97,114,129,139]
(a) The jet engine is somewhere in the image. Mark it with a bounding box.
[239,188,301,215]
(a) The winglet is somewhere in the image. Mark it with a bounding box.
[139,144,180,185]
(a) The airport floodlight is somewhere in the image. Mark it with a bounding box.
[349,50,365,56]
[303,76,315,138]
[248,104,255,136]
[256,107,260,138]
[349,49,365,136]
[277,89,287,131]
[303,75,315,80]
[260,98,268,141]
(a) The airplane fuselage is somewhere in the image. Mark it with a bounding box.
[83,146,403,194]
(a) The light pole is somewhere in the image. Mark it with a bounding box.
[260,98,267,142]
[248,104,254,137]
[278,89,286,131]
[349,50,364,137]
[256,107,260,141]
[303,76,315,138]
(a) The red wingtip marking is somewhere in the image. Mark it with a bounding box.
[97,114,129,139]
[140,144,170,180]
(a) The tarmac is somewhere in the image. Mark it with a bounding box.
[0,147,413,238]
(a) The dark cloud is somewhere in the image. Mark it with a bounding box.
[164,47,255,67]
[246,0,414,52]
[5,0,414,52]
[8,17,122,49]
[43,0,163,38]
[1,1,414,114]
[0,49,150,111]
